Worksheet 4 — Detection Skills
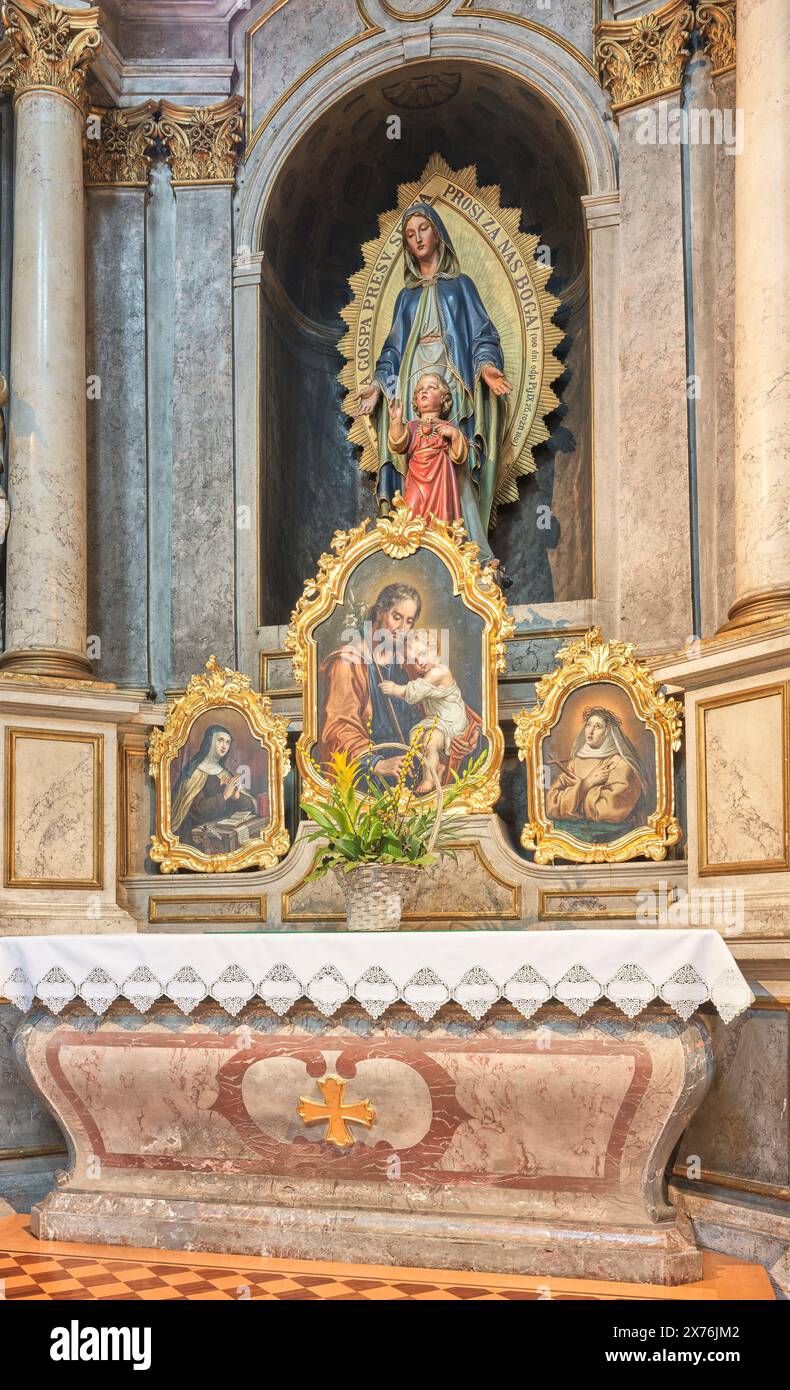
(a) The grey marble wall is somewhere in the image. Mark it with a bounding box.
[680,1003,789,1189]
[86,189,149,688]
[259,290,375,627]
[0,1004,64,1213]
[171,185,237,685]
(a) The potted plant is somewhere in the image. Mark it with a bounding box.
[301,738,485,930]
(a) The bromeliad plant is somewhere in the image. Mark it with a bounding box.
[302,740,486,880]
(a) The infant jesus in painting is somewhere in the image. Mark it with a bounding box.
[378,631,471,794]
[387,373,467,525]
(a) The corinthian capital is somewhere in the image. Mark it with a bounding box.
[0,0,102,112]
[595,0,693,114]
[696,1,736,76]
[157,97,244,188]
[84,102,157,187]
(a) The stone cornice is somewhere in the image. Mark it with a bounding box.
[84,98,156,186]
[157,95,243,186]
[696,0,736,76]
[594,0,693,114]
[0,0,102,113]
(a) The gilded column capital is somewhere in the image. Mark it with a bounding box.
[157,97,244,188]
[84,101,157,188]
[696,1,736,76]
[0,1,102,113]
[594,0,693,114]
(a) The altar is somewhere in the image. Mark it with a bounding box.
[1,930,751,1285]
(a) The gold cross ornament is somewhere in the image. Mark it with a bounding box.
[297,1075,376,1149]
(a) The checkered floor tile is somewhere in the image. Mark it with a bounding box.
[0,1216,774,1301]
[0,1249,590,1301]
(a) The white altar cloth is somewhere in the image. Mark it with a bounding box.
[0,930,751,1023]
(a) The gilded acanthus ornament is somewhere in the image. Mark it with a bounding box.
[157,97,244,186]
[595,0,693,113]
[0,1,102,112]
[696,1,736,75]
[84,102,157,187]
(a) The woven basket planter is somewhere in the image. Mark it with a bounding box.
[333,864,416,931]
[326,741,443,931]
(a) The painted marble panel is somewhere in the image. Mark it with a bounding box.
[86,191,148,687]
[121,747,155,878]
[702,692,786,868]
[247,0,363,135]
[679,1008,789,1188]
[464,0,596,60]
[618,101,692,648]
[0,1005,62,1150]
[284,843,520,924]
[9,733,100,886]
[171,187,236,686]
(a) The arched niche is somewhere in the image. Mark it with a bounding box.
[234,40,616,632]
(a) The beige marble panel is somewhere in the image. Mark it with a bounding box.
[700,690,787,870]
[284,842,521,925]
[617,98,692,649]
[8,732,101,887]
[120,746,154,879]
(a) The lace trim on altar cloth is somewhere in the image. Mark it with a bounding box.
[0,958,752,1024]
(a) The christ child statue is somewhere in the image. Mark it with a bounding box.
[386,373,468,525]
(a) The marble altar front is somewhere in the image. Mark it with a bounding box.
[2,931,751,1285]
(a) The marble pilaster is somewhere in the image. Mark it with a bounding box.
[85,104,155,688]
[157,99,242,687]
[0,1,102,678]
[726,0,790,629]
[616,95,693,649]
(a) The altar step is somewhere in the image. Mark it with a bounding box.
[0,1213,774,1301]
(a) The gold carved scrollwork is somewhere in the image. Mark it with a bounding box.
[148,655,291,874]
[696,1,736,76]
[84,102,157,188]
[515,627,683,865]
[0,1,102,113]
[157,97,244,187]
[594,0,693,113]
[285,497,514,815]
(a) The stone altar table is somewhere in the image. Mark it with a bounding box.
[0,932,751,1285]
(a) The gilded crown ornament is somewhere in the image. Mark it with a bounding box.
[157,97,244,186]
[84,102,158,187]
[595,0,693,113]
[0,1,102,112]
[696,1,736,75]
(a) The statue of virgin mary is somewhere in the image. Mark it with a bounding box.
[355,203,512,566]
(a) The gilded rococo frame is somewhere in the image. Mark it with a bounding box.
[285,498,514,812]
[148,656,291,873]
[515,628,683,864]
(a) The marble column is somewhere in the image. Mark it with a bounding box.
[0,2,102,678]
[725,0,790,629]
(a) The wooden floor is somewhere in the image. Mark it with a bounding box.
[0,1213,774,1301]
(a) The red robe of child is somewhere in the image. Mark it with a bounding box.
[401,419,463,523]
